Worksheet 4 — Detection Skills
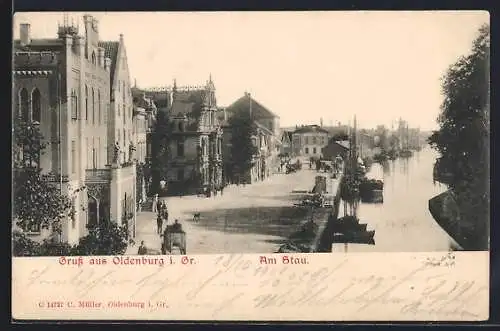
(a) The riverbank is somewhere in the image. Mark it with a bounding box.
[429,190,486,251]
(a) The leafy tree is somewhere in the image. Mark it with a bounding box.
[12,230,73,256]
[428,24,490,250]
[13,118,73,233]
[71,221,129,255]
[228,112,258,183]
[12,230,41,256]
[150,110,171,195]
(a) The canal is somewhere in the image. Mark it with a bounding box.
[333,147,460,252]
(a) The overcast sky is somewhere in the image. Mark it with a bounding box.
[13,11,488,130]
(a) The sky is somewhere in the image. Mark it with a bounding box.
[13,11,489,130]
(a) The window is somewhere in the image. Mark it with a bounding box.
[117,130,120,143]
[91,51,96,65]
[123,105,126,124]
[85,85,89,121]
[313,147,317,154]
[305,147,309,154]
[71,90,78,120]
[312,136,317,144]
[19,88,29,121]
[97,90,101,124]
[178,122,184,132]
[71,140,76,174]
[92,88,95,125]
[31,88,41,123]
[117,102,120,116]
[177,168,184,181]
[177,140,185,157]
[123,82,126,103]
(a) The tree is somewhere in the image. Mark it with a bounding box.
[150,110,171,195]
[428,24,490,250]
[228,112,258,183]
[71,221,129,255]
[13,118,73,233]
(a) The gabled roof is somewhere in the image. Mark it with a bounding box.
[226,93,279,120]
[98,41,119,86]
[281,130,293,143]
[336,140,350,149]
[293,125,329,134]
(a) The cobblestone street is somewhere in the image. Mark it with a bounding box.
[126,168,338,254]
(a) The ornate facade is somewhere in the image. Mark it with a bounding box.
[12,15,137,244]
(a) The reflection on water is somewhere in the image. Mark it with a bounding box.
[334,147,458,253]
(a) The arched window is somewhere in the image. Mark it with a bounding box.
[19,88,29,121]
[92,88,95,125]
[97,90,101,124]
[85,85,89,121]
[91,51,96,65]
[31,88,41,123]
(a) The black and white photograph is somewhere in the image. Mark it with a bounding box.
[12,11,490,257]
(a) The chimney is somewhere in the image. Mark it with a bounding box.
[20,23,31,46]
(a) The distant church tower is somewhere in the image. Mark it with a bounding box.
[320,118,323,127]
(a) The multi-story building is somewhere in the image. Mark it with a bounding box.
[291,125,330,158]
[12,14,137,244]
[139,77,223,195]
[132,90,157,199]
[222,93,281,184]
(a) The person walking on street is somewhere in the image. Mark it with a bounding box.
[138,241,147,255]
[157,215,163,234]
[138,198,143,213]
[152,193,159,213]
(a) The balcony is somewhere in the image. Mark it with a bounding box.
[41,173,69,182]
[85,169,112,183]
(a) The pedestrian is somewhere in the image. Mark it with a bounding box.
[157,215,163,234]
[221,186,224,195]
[138,198,143,213]
[164,209,169,223]
[137,241,147,255]
[152,193,159,213]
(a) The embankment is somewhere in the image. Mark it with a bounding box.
[428,190,486,251]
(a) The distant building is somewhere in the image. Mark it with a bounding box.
[291,125,330,157]
[322,140,350,161]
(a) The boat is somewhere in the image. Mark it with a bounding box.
[332,230,375,245]
[331,222,367,233]
[399,149,413,158]
[359,179,384,203]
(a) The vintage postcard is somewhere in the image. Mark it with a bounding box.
[11,11,490,321]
